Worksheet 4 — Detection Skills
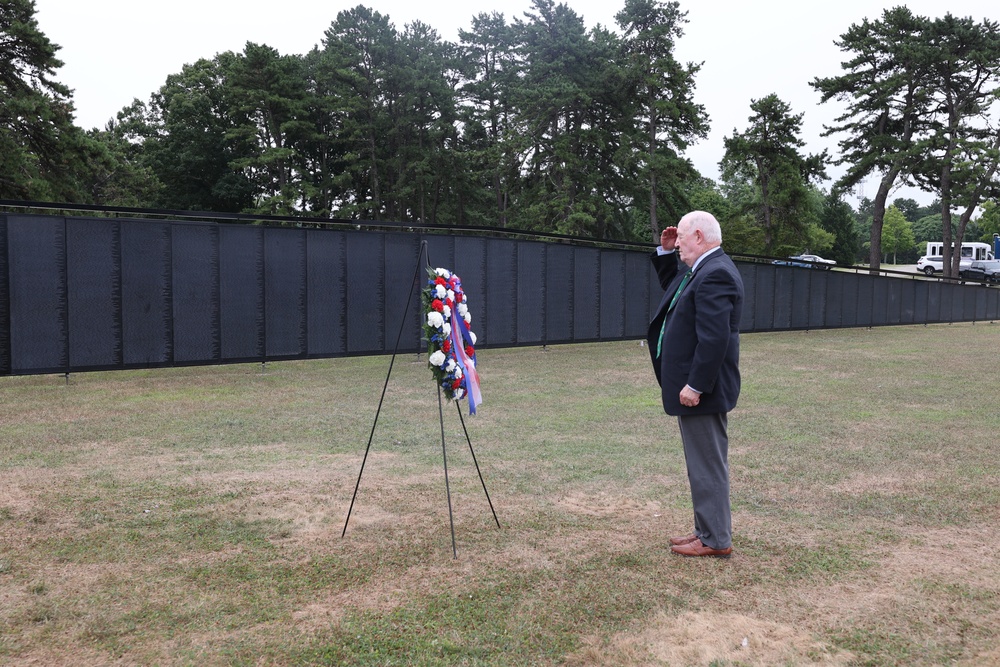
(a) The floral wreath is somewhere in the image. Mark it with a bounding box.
[423,267,482,414]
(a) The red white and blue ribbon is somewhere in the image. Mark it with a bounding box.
[450,313,482,414]
[423,268,483,414]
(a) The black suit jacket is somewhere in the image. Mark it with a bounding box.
[647,248,744,416]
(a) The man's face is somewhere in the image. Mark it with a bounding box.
[675,221,702,266]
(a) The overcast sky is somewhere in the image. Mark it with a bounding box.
[31,0,1000,207]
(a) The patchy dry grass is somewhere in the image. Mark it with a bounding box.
[1,323,999,665]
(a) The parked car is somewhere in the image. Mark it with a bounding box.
[772,254,836,269]
[917,255,973,275]
[917,255,942,275]
[960,259,1000,283]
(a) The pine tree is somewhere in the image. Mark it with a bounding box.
[0,0,89,200]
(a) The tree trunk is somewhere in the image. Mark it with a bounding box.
[648,95,659,238]
[759,164,773,253]
[941,152,956,278]
[868,166,899,273]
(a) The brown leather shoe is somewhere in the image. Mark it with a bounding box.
[670,538,732,558]
[669,533,699,546]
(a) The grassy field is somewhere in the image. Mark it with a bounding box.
[1,323,999,666]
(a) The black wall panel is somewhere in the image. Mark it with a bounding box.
[945,285,960,322]
[625,251,651,338]
[956,285,974,323]
[7,215,66,373]
[426,237,456,279]
[544,244,574,343]
[264,228,307,358]
[345,234,384,354]
[754,265,776,331]
[306,230,346,356]
[599,252,626,339]
[736,264,756,332]
[807,271,828,329]
[987,289,1000,321]
[824,270,845,328]
[0,216,9,375]
[890,281,904,323]
[2,212,998,377]
[172,223,219,364]
[840,274,861,328]
[772,268,796,329]
[219,225,264,362]
[871,278,889,326]
[926,283,944,323]
[574,248,601,341]
[898,280,916,324]
[516,242,545,344]
[67,217,121,369]
[453,237,488,349]
[484,238,517,347]
[913,281,929,323]
[383,234,422,354]
[854,275,874,327]
[121,220,171,367]
[973,288,989,322]
[786,270,808,329]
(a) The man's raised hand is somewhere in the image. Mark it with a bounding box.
[660,227,678,251]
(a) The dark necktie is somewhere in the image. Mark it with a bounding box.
[657,269,693,358]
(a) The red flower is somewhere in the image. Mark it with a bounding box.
[452,378,463,389]
[442,339,451,353]
[431,299,444,312]
[465,345,475,357]
[435,277,447,286]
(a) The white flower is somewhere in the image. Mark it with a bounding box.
[455,367,464,379]
[429,350,446,366]
[446,289,455,302]
[435,285,447,299]
[458,303,468,318]
[454,387,465,399]
[442,323,451,337]
[427,311,444,328]
[470,331,477,345]
[435,268,451,278]
[464,312,472,325]
[445,359,457,373]
[443,306,451,320]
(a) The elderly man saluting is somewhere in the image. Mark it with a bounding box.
[647,211,744,558]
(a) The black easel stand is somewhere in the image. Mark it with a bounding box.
[342,241,500,558]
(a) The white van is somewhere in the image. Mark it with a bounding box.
[925,241,994,261]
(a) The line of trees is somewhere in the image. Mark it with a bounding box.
[813,6,1000,275]
[2,0,999,267]
[6,0,711,242]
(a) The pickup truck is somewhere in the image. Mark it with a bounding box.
[960,259,1000,283]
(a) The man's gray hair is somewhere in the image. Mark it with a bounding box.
[680,210,722,245]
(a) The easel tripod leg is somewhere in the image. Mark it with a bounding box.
[456,403,501,529]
